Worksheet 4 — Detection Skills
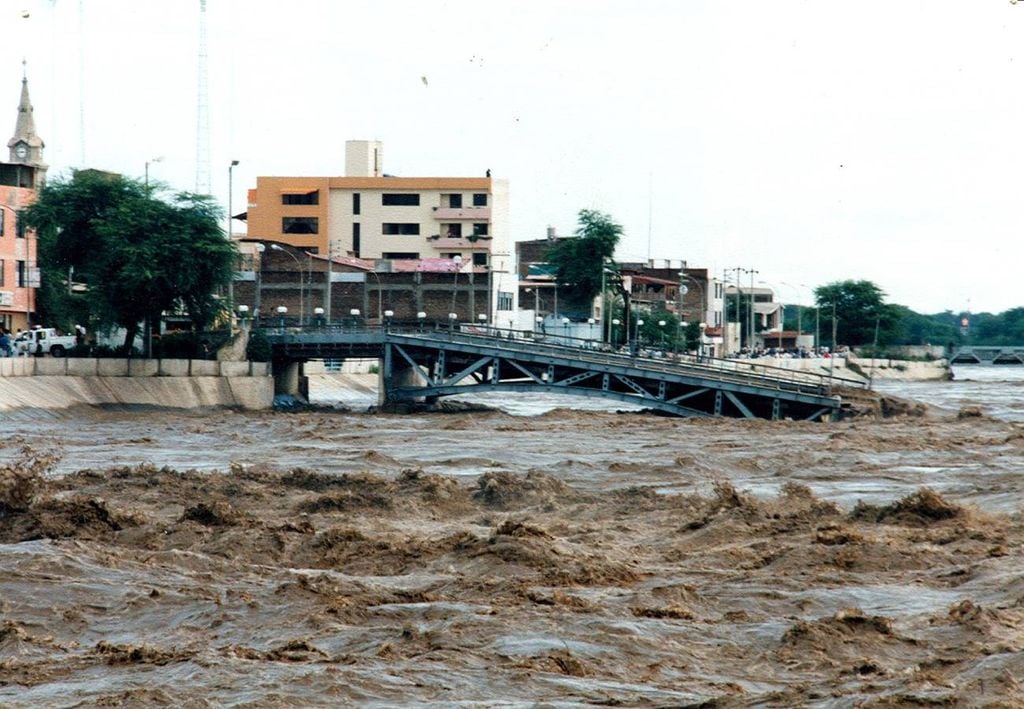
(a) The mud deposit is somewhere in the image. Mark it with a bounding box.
[2,407,1024,706]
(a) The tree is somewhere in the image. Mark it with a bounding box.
[544,209,623,318]
[814,280,899,348]
[21,170,236,350]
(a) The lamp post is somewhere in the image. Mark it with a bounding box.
[745,267,759,351]
[384,309,394,330]
[144,156,163,192]
[699,322,707,360]
[448,311,458,334]
[417,311,426,332]
[276,305,287,329]
[313,306,325,328]
[535,314,544,335]
[588,317,596,344]
[350,308,360,329]
[478,312,488,334]
[562,316,570,343]
[611,318,620,347]
[450,255,463,317]
[658,319,667,351]
[270,244,304,325]
[253,243,265,321]
[634,318,644,355]
[227,159,239,311]
[237,304,249,326]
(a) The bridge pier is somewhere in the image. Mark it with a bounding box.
[273,360,308,402]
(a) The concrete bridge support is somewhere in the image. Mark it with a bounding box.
[380,344,432,407]
[273,360,308,401]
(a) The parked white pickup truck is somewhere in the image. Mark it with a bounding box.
[14,327,77,357]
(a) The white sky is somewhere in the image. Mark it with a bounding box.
[3,0,1024,314]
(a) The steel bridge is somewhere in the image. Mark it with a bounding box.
[949,346,1024,365]
[266,325,864,421]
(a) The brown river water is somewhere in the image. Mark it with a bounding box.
[1,367,1023,706]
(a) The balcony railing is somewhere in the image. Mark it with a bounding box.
[426,236,492,250]
[432,206,491,220]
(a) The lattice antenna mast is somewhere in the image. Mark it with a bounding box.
[194,0,211,194]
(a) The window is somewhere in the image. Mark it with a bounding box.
[449,194,462,208]
[382,252,419,260]
[16,260,25,287]
[382,223,420,236]
[282,217,319,234]
[444,223,462,238]
[472,223,489,236]
[15,213,25,238]
[352,223,360,257]
[0,259,5,286]
[382,193,419,206]
[473,253,488,266]
[352,193,360,215]
[0,208,4,236]
[281,191,319,205]
[498,291,513,311]
[472,193,487,207]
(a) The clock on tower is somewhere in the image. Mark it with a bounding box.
[14,143,27,160]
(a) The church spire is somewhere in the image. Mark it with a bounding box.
[8,70,45,164]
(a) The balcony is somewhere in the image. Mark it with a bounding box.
[432,206,491,220]
[426,236,492,250]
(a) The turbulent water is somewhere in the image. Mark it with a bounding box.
[1,365,1024,706]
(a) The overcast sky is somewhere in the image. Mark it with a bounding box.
[4,0,1024,314]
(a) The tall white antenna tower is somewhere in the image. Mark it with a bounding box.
[194,0,210,194]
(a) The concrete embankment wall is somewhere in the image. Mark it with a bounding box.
[742,356,950,383]
[0,358,273,413]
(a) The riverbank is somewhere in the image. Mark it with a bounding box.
[0,358,273,413]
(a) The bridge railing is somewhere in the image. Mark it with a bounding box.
[264,322,865,396]
[382,325,864,396]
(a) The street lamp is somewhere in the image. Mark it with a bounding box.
[350,308,360,329]
[253,243,265,320]
[313,306,325,328]
[276,305,287,329]
[448,311,458,333]
[587,317,596,344]
[237,304,249,323]
[611,318,621,346]
[699,322,707,359]
[634,318,644,354]
[417,311,426,332]
[658,319,667,351]
[270,244,304,325]
[227,160,239,311]
[144,155,163,192]
[450,255,463,317]
[562,316,570,343]
[384,309,394,330]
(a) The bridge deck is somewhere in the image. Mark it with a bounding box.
[268,325,863,420]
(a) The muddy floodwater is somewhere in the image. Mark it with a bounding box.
[2,366,1024,706]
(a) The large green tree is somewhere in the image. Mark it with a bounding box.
[21,170,236,350]
[814,280,899,348]
[545,209,623,317]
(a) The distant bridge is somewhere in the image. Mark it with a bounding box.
[266,325,866,421]
[949,346,1024,365]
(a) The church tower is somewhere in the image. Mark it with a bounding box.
[5,71,46,188]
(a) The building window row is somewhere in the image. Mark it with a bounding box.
[281,190,319,205]
[445,193,488,208]
[382,194,419,206]
[383,223,420,236]
[282,217,319,234]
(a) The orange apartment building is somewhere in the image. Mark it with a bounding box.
[244,140,518,329]
[0,74,45,332]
